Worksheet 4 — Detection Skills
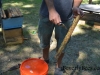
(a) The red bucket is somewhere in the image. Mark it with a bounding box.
[20,58,48,75]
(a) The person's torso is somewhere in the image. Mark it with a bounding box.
[39,0,73,21]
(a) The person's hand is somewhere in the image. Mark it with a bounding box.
[49,10,62,25]
[72,7,84,18]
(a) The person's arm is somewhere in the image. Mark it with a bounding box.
[73,0,84,17]
[45,0,61,25]
[45,0,55,12]
[73,0,83,8]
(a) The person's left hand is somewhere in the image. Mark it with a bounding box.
[72,7,84,18]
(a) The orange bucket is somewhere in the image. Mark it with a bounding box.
[20,58,48,75]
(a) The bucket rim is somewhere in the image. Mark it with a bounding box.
[19,58,48,75]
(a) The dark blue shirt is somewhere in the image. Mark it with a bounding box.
[39,0,73,21]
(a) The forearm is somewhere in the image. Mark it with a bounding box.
[73,0,83,7]
[45,0,56,12]
[44,0,61,24]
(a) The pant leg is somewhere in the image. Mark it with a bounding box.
[38,16,55,49]
[55,18,74,52]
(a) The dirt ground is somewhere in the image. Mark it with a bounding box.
[0,20,100,75]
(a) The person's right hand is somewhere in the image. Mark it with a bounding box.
[49,10,62,25]
[72,7,84,18]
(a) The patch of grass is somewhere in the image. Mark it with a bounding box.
[82,0,100,4]
[2,0,42,28]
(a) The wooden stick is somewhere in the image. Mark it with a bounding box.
[55,15,81,60]
[16,7,22,16]
[1,9,3,18]
[7,9,12,18]
[9,7,15,17]
[2,9,6,18]
[15,7,20,16]
[12,7,19,17]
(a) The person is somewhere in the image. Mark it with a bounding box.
[38,0,83,75]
